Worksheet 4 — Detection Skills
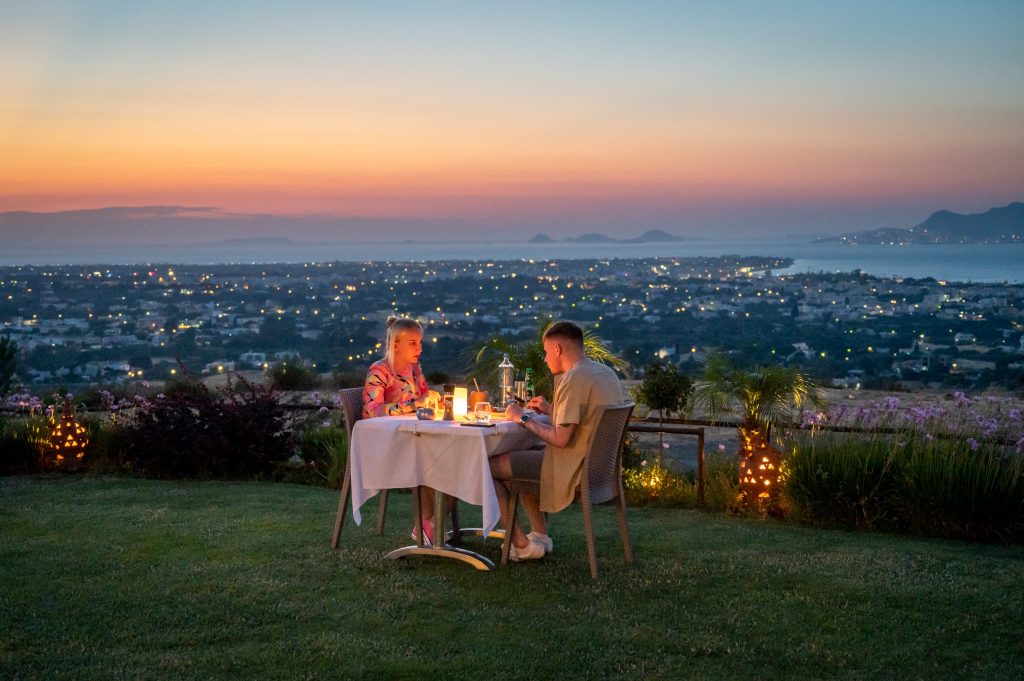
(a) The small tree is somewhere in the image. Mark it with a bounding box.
[635,361,692,463]
[0,336,17,396]
[693,353,823,508]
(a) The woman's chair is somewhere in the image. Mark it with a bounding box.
[331,387,397,548]
[500,402,636,579]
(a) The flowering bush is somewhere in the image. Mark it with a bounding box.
[120,375,294,479]
[785,392,1024,542]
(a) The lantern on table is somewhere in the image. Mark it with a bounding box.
[453,387,468,419]
[498,353,515,406]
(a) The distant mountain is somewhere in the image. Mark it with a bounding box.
[621,229,684,243]
[568,233,616,243]
[823,202,1024,245]
[213,237,296,246]
[525,229,686,244]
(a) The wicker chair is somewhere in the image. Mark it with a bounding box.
[329,387,457,548]
[500,402,636,579]
[330,387,403,548]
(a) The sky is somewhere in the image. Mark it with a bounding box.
[1,0,1022,244]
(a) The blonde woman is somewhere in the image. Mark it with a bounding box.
[362,316,445,543]
[362,316,431,418]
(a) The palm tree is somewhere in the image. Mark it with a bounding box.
[467,318,629,400]
[692,353,823,504]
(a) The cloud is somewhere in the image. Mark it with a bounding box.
[0,206,424,247]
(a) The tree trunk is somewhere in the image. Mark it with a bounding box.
[657,410,665,467]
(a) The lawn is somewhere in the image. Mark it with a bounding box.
[2,476,1022,680]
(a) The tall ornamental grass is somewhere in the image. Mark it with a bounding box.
[784,393,1024,542]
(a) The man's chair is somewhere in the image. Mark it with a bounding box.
[330,387,399,548]
[500,402,636,579]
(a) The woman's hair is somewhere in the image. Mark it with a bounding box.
[384,316,423,366]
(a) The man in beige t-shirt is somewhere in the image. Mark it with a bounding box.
[491,320,624,561]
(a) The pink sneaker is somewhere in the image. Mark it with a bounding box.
[410,519,436,545]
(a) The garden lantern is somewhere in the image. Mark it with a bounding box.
[693,355,821,510]
[738,426,782,502]
[48,395,88,465]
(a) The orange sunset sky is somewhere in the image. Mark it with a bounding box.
[1,1,1022,243]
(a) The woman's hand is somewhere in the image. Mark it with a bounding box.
[414,390,441,409]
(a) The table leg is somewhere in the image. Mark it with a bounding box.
[448,527,506,541]
[384,491,496,570]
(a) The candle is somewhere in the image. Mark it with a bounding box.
[453,387,468,419]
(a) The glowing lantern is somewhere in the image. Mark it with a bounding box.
[737,426,782,504]
[48,395,89,466]
[453,387,468,419]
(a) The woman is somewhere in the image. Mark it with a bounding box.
[362,316,431,418]
[362,316,445,544]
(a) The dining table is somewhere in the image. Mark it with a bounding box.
[349,413,543,570]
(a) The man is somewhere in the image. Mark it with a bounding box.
[490,320,625,561]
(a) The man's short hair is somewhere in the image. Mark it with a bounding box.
[543,320,584,347]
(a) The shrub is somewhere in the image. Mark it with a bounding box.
[624,462,695,507]
[330,368,366,390]
[268,362,320,391]
[121,375,294,479]
[84,418,132,473]
[0,336,18,396]
[0,415,47,475]
[623,452,739,512]
[290,423,347,488]
[784,393,1024,542]
[783,431,900,531]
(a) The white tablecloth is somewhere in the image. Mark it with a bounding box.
[349,416,542,536]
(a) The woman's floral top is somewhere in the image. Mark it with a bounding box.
[362,359,428,418]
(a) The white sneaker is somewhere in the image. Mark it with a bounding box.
[527,532,553,554]
[509,538,545,562]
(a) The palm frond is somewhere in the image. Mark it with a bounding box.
[583,329,631,373]
[464,318,629,399]
[694,353,825,430]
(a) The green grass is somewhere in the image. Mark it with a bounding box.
[2,477,1023,680]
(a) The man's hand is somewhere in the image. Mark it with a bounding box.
[527,396,550,414]
[505,402,524,421]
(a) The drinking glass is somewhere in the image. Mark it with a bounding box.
[473,402,492,424]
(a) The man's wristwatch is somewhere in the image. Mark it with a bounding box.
[519,412,532,426]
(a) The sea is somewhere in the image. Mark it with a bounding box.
[2,238,1022,284]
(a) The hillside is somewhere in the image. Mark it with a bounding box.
[824,202,1024,244]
